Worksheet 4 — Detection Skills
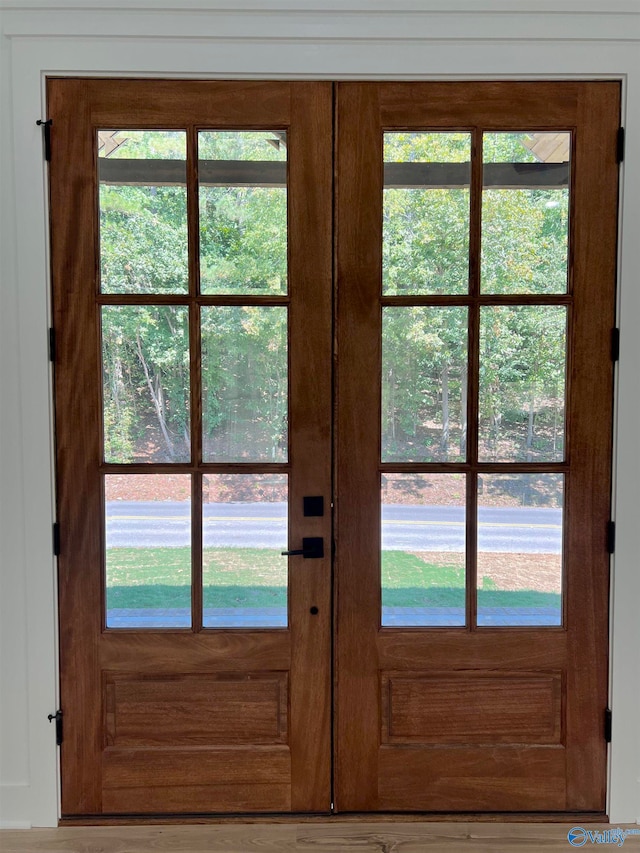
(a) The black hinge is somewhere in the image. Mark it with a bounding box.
[47,710,63,745]
[611,328,620,362]
[53,522,61,556]
[606,521,616,554]
[605,708,612,743]
[36,118,52,162]
[617,127,625,164]
[49,327,56,363]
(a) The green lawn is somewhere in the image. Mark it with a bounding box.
[106,547,560,610]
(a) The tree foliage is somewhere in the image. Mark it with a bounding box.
[100,129,569,468]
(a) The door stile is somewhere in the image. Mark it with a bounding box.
[50,78,104,814]
[563,83,619,809]
[334,82,383,811]
[288,83,333,811]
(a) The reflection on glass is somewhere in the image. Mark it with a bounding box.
[381,474,466,627]
[105,474,191,628]
[201,306,287,462]
[199,131,287,295]
[481,132,570,295]
[382,307,468,462]
[479,305,566,463]
[202,474,288,628]
[383,132,471,295]
[477,474,563,626]
[101,305,190,464]
[98,130,188,294]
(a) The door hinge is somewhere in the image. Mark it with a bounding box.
[605,708,612,743]
[53,522,61,556]
[611,327,620,362]
[617,127,625,164]
[616,127,625,163]
[36,118,52,162]
[49,327,56,363]
[48,710,63,745]
[606,521,616,555]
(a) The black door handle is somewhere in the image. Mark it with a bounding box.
[281,537,324,559]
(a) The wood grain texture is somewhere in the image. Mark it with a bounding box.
[378,747,567,811]
[49,76,105,816]
[563,81,620,811]
[101,747,292,812]
[83,78,292,127]
[381,671,562,745]
[287,82,333,813]
[3,822,634,853]
[334,82,384,811]
[378,81,579,127]
[103,672,288,746]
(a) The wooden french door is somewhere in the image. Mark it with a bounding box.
[334,82,619,812]
[49,79,619,817]
[49,79,333,815]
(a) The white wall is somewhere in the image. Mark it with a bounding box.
[1,0,639,828]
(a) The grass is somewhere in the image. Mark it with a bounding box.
[106,547,560,611]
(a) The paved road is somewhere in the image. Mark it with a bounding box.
[106,501,562,553]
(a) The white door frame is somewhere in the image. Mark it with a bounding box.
[1,0,639,827]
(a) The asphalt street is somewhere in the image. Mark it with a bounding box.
[105,500,562,553]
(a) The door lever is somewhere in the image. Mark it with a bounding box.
[281,537,324,559]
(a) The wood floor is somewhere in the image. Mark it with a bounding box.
[3,821,640,852]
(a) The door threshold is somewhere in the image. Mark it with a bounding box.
[59,811,609,826]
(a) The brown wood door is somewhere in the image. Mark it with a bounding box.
[49,79,333,815]
[50,79,618,817]
[334,81,619,812]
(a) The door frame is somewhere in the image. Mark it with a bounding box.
[2,4,638,826]
[46,77,617,817]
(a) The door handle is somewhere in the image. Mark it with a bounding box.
[281,537,324,559]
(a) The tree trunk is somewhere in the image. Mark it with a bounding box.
[526,387,535,461]
[136,332,176,459]
[459,363,467,457]
[440,362,450,458]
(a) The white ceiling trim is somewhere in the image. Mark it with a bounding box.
[3,7,640,42]
[0,0,640,9]
[1,0,640,10]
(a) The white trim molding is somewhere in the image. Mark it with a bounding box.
[1,0,639,828]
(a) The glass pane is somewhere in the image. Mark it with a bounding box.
[383,132,471,295]
[98,130,188,294]
[477,474,563,626]
[479,306,566,463]
[381,474,466,627]
[481,132,570,295]
[201,306,287,462]
[199,131,287,295]
[382,307,468,462]
[105,474,191,628]
[102,305,190,463]
[202,475,288,628]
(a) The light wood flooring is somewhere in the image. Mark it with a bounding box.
[3,822,640,852]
